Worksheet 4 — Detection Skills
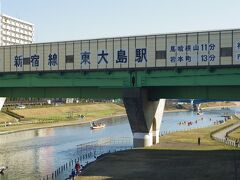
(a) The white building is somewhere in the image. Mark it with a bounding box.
[0,14,34,46]
[0,14,34,111]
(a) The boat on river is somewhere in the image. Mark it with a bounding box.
[90,122,105,130]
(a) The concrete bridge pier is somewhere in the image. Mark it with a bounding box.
[193,103,201,112]
[123,89,165,148]
[152,99,165,144]
[190,99,194,110]
[0,97,6,111]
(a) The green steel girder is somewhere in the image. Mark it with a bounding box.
[0,71,131,88]
[137,67,240,87]
[147,86,240,100]
[0,87,122,98]
[0,67,240,99]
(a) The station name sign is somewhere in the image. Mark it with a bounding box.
[0,29,240,72]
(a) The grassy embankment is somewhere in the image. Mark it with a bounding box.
[0,103,125,133]
[164,101,235,112]
[79,117,240,180]
[200,101,235,109]
[0,112,16,123]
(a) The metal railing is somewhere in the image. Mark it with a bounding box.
[160,126,210,137]
[211,136,238,147]
[40,137,132,180]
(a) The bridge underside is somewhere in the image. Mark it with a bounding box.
[1,66,240,100]
[0,86,240,100]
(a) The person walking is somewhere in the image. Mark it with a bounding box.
[71,169,76,179]
[75,161,81,175]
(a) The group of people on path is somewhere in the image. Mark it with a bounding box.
[66,161,81,180]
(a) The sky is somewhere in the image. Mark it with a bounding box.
[2,0,240,43]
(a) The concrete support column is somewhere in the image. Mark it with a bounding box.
[190,99,194,110]
[133,132,153,147]
[123,88,165,148]
[194,103,201,112]
[152,99,165,145]
[0,97,6,111]
[152,130,159,145]
[198,103,201,111]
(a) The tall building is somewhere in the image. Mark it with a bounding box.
[0,14,34,111]
[0,14,34,46]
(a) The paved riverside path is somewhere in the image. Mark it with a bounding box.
[212,122,240,146]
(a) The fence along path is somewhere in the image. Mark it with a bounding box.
[41,137,132,180]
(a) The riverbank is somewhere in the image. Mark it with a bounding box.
[0,101,237,135]
[164,101,235,112]
[200,101,236,110]
[0,103,126,135]
[0,114,127,135]
[163,108,189,113]
[78,117,240,180]
[0,102,191,135]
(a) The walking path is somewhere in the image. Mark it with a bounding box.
[212,121,240,146]
[212,122,240,139]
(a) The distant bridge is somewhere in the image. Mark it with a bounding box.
[177,99,232,111]
[178,99,235,105]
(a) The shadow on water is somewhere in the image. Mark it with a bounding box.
[80,149,240,180]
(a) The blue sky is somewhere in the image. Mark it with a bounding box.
[2,0,240,43]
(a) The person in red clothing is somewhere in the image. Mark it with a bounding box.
[75,161,81,175]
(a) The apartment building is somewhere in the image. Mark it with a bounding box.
[0,14,34,46]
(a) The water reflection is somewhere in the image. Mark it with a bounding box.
[0,117,132,180]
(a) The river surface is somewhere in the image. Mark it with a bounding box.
[0,107,240,180]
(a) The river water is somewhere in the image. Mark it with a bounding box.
[0,107,240,180]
